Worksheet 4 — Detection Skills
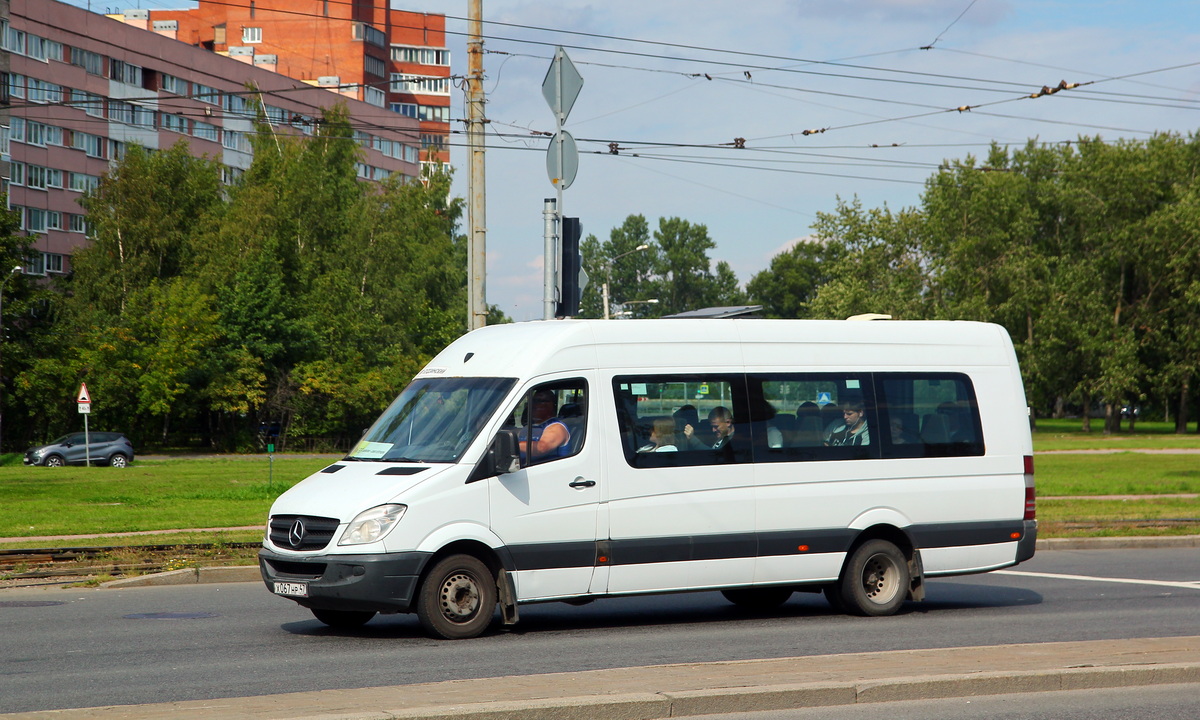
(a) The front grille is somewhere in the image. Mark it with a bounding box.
[269,514,340,551]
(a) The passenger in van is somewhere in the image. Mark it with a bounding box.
[889,417,919,444]
[794,401,825,446]
[683,406,735,449]
[518,390,571,461]
[638,417,678,452]
[826,401,870,446]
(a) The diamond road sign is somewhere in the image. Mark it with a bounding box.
[541,46,583,122]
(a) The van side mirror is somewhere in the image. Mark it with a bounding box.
[467,430,522,483]
[491,430,521,475]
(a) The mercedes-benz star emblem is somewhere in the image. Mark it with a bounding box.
[288,518,306,548]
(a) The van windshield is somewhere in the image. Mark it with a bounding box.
[347,377,517,463]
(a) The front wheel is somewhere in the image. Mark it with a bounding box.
[837,539,910,617]
[44,455,65,468]
[312,608,376,628]
[416,554,497,639]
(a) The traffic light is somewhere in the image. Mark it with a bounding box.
[556,216,586,317]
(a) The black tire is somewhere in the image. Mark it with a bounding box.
[837,539,910,617]
[416,554,497,639]
[721,587,794,610]
[44,455,65,468]
[822,584,846,612]
[311,608,376,628]
[109,454,129,468]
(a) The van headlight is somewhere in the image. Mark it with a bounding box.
[339,504,407,545]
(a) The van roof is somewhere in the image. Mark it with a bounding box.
[420,319,1016,380]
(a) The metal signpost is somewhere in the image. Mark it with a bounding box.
[542,46,583,319]
[77,382,91,467]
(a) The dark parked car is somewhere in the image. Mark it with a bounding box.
[24,432,135,468]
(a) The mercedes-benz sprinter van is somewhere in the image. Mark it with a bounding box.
[260,319,1036,638]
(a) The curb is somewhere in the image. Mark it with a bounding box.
[1036,535,1200,550]
[6,656,1197,719]
[99,565,260,588]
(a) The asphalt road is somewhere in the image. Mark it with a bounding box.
[0,546,1197,714]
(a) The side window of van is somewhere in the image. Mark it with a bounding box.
[505,379,588,467]
[613,374,751,468]
[875,373,984,458]
[748,374,876,463]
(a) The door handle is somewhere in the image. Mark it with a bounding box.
[569,478,596,489]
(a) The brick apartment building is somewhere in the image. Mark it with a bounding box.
[131,0,451,166]
[0,0,448,277]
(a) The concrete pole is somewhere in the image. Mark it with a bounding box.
[466,0,488,330]
[543,198,557,320]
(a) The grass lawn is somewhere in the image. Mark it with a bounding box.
[0,456,327,538]
[1033,418,1200,451]
[0,441,1196,547]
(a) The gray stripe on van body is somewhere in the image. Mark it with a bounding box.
[505,519,1025,572]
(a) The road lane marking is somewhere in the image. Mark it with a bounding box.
[995,570,1200,590]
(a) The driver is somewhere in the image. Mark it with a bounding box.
[518,389,571,461]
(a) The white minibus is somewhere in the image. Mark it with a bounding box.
[260,319,1037,639]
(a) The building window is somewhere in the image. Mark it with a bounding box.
[420,133,446,150]
[25,252,45,276]
[26,122,64,147]
[44,253,65,273]
[69,214,89,234]
[193,83,219,105]
[161,73,186,94]
[162,113,189,134]
[8,73,24,100]
[27,78,64,104]
[70,89,104,117]
[24,207,47,233]
[242,27,262,44]
[352,23,387,48]
[68,172,100,193]
[193,121,218,142]
[0,125,9,156]
[364,55,386,79]
[9,162,24,186]
[28,35,64,62]
[2,23,26,55]
[389,74,450,95]
[263,104,287,124]
[221,166,244,185]
[391,46,450,66]
[419,105,450,123]
[391,102,418,118]
[108,139,127,160]
[73,131,105,159]
[70,47,104,75]
[110,59,144,86]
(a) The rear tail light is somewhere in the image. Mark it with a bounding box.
[1023,455,1036,520]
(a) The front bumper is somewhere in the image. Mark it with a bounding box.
[259,548,434,614]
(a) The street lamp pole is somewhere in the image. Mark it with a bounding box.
[0,265,23,457]
[602,243,649,320]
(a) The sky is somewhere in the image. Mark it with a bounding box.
[65,2,1200,320]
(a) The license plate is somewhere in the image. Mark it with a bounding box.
[273,581,308,598]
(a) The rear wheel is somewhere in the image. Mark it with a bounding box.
[417,554,497,639]
[721,587,794,610]
[837,539,909,616]
[312,608,376,629]
[44,455,65,468]
[109,454,129,468]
